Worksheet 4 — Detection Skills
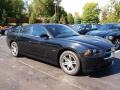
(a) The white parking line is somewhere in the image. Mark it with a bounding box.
[18,60,83,90]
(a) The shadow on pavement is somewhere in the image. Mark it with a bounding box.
[89,58,120,78]
[19,55,120,77]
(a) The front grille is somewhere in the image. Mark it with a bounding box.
[105,53,111,58]
[106,48,111,52]
[104,48,112,58]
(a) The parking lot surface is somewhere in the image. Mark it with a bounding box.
[0,36,120,90]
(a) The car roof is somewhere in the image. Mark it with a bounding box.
[23,24,65,27]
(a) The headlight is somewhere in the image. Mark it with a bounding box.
[84,49,101,56]
[106,36,114,40]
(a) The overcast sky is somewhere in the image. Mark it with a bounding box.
[25,0,110,15]
[61,0,110,15]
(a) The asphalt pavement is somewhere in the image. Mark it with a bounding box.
[0,36,120,90]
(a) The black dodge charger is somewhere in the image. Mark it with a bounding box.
[7,24,115,75]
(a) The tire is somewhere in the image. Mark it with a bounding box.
[59,51,81,76]
[10,41,20,57]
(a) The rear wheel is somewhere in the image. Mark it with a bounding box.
[59,51,81,75]
[10,41,20,57]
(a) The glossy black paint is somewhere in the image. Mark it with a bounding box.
[7,24,114,72]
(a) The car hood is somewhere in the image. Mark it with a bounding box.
[63,35,113,50]
[87,30,120,37]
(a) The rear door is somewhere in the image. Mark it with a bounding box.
[17,25,34,55]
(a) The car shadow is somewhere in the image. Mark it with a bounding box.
[89,58,120,78]
[19,55,120,77]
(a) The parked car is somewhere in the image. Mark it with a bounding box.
[0,26,14,35]
[87,23,120,49]
[7,24,115,75]
[71,24,101,35]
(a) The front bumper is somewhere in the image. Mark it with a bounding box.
[82,56,114,73]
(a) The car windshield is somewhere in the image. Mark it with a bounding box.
[44,25,79,38]
[98,24,120,31]
[71,24,86,32]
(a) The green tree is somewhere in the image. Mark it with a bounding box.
[0,0,24,25]
[50,6,68,23]
[101,0,120,23]
[29,13,36,24]
[67,13,74,24]
[59,15,68,24]
[32,0,55,17]
[0,0,9,25]
[82,3,100,23]
[9,0,24,25]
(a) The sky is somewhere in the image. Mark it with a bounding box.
[25,0,110,15]
[61,0,110,15]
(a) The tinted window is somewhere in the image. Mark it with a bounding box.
[22,25,33,35]
[99,25,108,30]
[99,24,120,31]
[11,26,20,33]
[32,25,47,36]
[44,25,79,38]
[86,24,91,29]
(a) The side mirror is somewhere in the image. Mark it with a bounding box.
[40,34,49,39]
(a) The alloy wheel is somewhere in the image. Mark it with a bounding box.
[60,51,81,75]
[11,42,19,57]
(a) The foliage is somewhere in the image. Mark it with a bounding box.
[32,0,55,17]
[0,0,24,25]
[100,0,120,23]
[59,15,68,24]
[67,13,74,24]
[82,3,100,23]
[29,13,36,24]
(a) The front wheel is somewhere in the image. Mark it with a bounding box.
[59,51,81,75]
[10,41,20,57]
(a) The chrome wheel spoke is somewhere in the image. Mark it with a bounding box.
[63,56,69,62]
[71,61,76,65]
[68,54,72,60]
[11,42,18,56]
[62,54,77,71]
[70,64,74,70]
[66,65,70,70]
[62,62,69,66]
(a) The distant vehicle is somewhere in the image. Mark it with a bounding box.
[87,23,120,49]
[7,24,114,75]
[0,26,14,35]
[71,24,101,35]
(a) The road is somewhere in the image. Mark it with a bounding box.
[0,36,120,90]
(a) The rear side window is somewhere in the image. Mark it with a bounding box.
[21,25,33,35]
[32,25,47,36]
[11,26,20,33]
